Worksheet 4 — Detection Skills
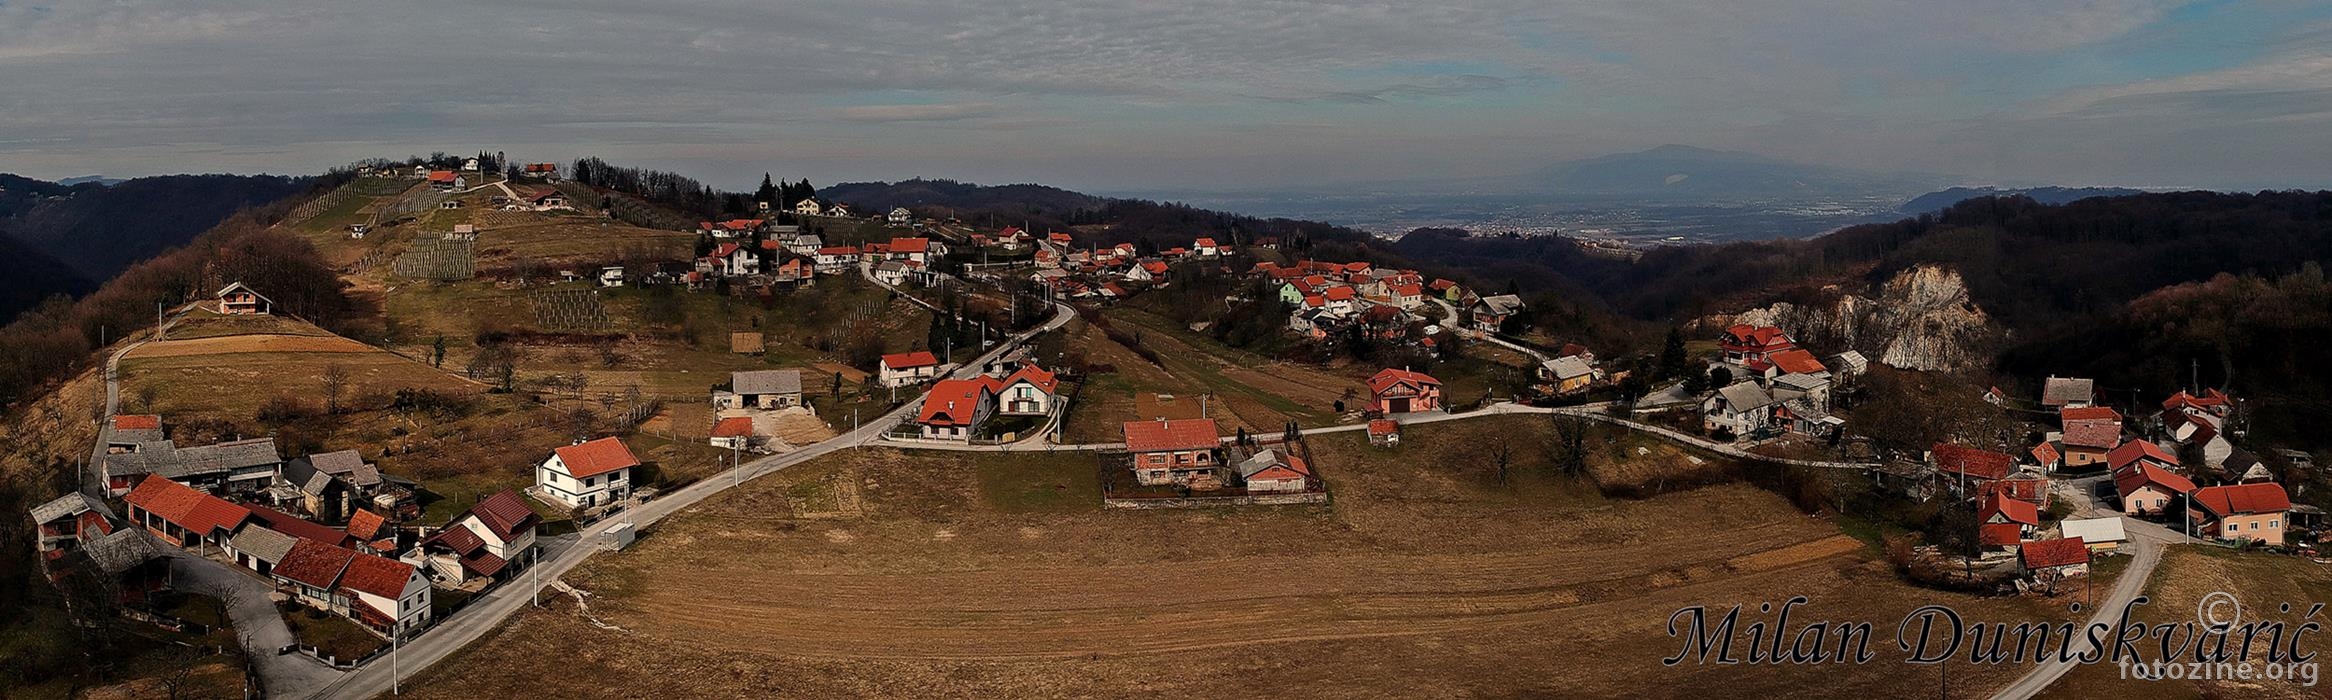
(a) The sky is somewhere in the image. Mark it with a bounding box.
[4,0,2332,193]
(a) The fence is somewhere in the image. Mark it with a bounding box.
[281,180,360,227]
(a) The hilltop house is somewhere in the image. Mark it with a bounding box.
[413,490,538,584]
[793,199,822,216]
[916,378,996,441]
[1720,325,1796,370]
[2186,482,2290,545]
[879,351,943,388]
[217,281,273,315]
[535,437,639,509]
[1367,369,1442,414]
[1124,419,1222,486]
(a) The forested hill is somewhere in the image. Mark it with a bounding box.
[0,173,308,322]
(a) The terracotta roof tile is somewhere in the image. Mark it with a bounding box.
[2020,537,2091,569]
[1122,418,1219,452]
[552,437,640,479]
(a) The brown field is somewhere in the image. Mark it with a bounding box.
[403,417,2083,699]
[1060,312,1362,443]
[124,332,378,359]
[2039,546,2332,700]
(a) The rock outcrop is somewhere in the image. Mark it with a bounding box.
[1713,265,1996,372]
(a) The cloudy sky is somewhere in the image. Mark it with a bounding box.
[4,0,2331,192]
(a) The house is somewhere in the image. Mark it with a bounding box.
[104,437,283,496]
[346,509,393,553]
[1367,419,1400,447]
[414,490,538,584]
[1980,522,2024,551]
[1124,419,1222,486]
[216,281,273,315]
[122,476,251,549]
[888,207,912,225]
[594,266,625,288]
[1719,325,1796,369]
[1470,294,1526,333]
[1236,448,1313,493]
[702,219,764,238]
[1768,372,1832,410]
[730,370,803,409]
[1367,368,1443,414]
[2186,482,2290,546]
[2019,537,2091,578]
[2041,376,2095,408]
[1929,443,2014,495]
[826,202,852,218]
[1193,237,1222,257]
[427,170,459,190]
[992,364,1059,416]
[879,351,943,388]
[2060,517,2129,552]
[1541,356,1596,394]
[2111,461,2195,516]
[2162,389,2232,420]
[30,492,116,571]
[337,551,431,635]
[2058,406,2123,470]
[1979,491,2041,539]
[2028,440,2062,471]
[439,199,463,210]
[710,417,758,450]
[79,529,170,603]
[227,524,297,577]
[522,163,559,179]
[275,455,352,523]
[887,237,934,264]
[535,437,639,509]
[916,378,997,441]
[2105,439,2179,474]
[530,190,569,210]
[793,199,823,216]
[714,243,760,276]
[872,260,909,286]
[1760,349,1829,383]
[107,414,165,453]
[1389,283,1424,310]
[1702,381,1776,438]
[814,246,860,273]
[1829,350,1869,377]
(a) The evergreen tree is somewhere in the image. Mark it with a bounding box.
[1657,326,1688,379]
[755,174,779,209]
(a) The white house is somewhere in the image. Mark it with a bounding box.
[1702,381,1775,438]
[793,199,823,216]
[415,489,538,584]
[783,233,822,257]
[597,266,626,287]
[535,437,639,509]
[338,554,432,636]
[992,365,1059,416]
[879,351,943,388]
[716,243,760,277]
[916,378,995,441]
[888,207,912,225]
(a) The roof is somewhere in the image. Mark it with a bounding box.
[244,504,355,548]
[711,416,757,438]
[2114,462,2196,499]
[2030,441,2060,466]
[123,476,250,536]
[2105,440,2178,471]
[917,378,995,426]
[1322,286,1357,302]
[228,524,299,563]
[1771,372,1828,391]
[1831,350,1869,372]
[346,509,389,541]
[1122,418,1220,453]
[1367,419,1399,436]
[1976,478,2049,505]
[426,170,456,183]
[273,537,356,589]
[1474,294,1526,315]
[1767,348,1828,375]
[551,437,641,479]
[817,246,860,255]
[1980,523,2023,547]
[1713,382,1776,411]
[733,369,802,396]
[888,237,931,253]
[2042,377,2095,406]
[1931,443,2014,481]
[2163,389,2230,411]
[459,490,538,541]
[112,414,162,430]
[2060,407,2123,449]
[1367,368,1441,395]
[30,492,112,524]
[2021,538,2091,569]
[998,364,1059,394]
[83,529,161,574]
[336,552,418,599]
[882,351,939,370]
[2060,517,2129,545]
[1236,449,1313,481]
[107,437,282,479]
[307,448,380,487]
[1722,324,1792,347]
[2189,482,2292,517]
[1982,491,2040,526]
[1543,356,1595,380]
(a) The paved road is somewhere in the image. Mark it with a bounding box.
[309,297,1074,700]
[162,549,346,697]
[1986,478,2184,700]
[83,306,192,498]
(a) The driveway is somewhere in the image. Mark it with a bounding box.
[163,550,345,697]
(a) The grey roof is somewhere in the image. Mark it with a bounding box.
[108,437,283,479]
[1474,294,1526,315]
[875,261,905,272]
[1542,355,1595,380]
[279,458,338,496]
[1236,448,1293,480]
[1830,351,1869,373]
[785,233,821,246]
[1714,382,1775,411]
[30,492,113,525]
[83,529,161,574]
[229,524,299,564]
[733,369,803,396]
[1772,372,1830,392]
[2042,377,2095,406]
[306,449,380,488]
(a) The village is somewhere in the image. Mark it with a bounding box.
[17,157,2327,700]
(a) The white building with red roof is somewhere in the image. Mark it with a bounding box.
[1123,418,1222,486]
[536,437,640,509]
[2186,482,2291,545]
[993,365,1059,416]
[415,489,538,584]
[916,378,997,441]
[879,351,943,388]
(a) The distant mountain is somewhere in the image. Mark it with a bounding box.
[57,175,125,187]
[1898,186,2147,214]
[1525,144,1941,199]
[0,172,309,323]
[824,178,1104,216]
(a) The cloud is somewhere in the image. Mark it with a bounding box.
[833,103,1001,123]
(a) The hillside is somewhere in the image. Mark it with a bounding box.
[0,232,94,321]
[0,172,310,322]
[1897,186,2146,214]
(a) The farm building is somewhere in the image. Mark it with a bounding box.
[728,369,803,409]
[1235,448,1313,493]
[121,476,251,549]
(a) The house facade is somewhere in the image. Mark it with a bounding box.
[535,437,639,509]
[217,282,273,315]
[2186,482,2290,546]
[879,351,943,388]
[1123,419,1221,486]
[916,378,996,441]
[1367,368,1442,414]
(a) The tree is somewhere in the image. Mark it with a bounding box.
[1657,326,1688,379]
[431,334,447,368]
[322,363,350,414]
[1484,429,1519,485]
[1547,412,1591,477]
[1707,365,1733,389]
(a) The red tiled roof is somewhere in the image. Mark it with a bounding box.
[711,416,756,438]
[817,246,859,255]
[1367,419,1399,436]
[1981,491,2040,526]
[246,504,355,548]
[424,523,485,556]
[2060,406,2121,421]
[882,351,939,370]
[1000,365,1059,394]
[1931,443,2013,481]
[2029,441,2060,466]
[888,237,931,253]
[124,476,250,537]
[1322,286,1356,302]
[2061,407,2124,449]
[274,538,356,589]
[2114,463,2195,500]
[1767,348,1828,375]
[1722,324,1791,347]
[113,414,162,430]
[337,552,417,599]
[1977,478,2048,506]
[346,509,388,541]
[1981,523,2024,547]
[917,378,994,426]
[552,437,640,479]
[2163,389,2230,411]
[464,490,538,541]
[1391,284,1422,296]
[2020,537,2091,569]
[2105,440,2178,471]
[1367,368,1441,395]
[1195,237,1218,247]
[1122,418,1219,452]
[2189,483,2291,517]
[426,170,456,183]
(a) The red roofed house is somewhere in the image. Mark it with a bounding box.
[122,475,252,549]
[887,237,934,264]
[1367,419,1400,447]
[1193,237,1221,257]
[1236,448,1313,493]
[416,490,538,584]
[1123,418,1221,486]
[1929,443,2013,496]
[1979,491,2041,540]
[1368,368,1443,414]
[709,416,757,450]
[2186,482,2291,545]
[1389,283,1425,310]
[273,537,356,609]
[2058,406,2124,470]
[1719,325,1795,370]
[216,281,273,316]
[536,437,639,509]
[107,413,164,454]
[879,351,943,388]
[338,551,431,635]
[1976,477,2049,509]
[1762,348,1829,379]
[2019,537,2091,577]
[917,378,997,441]
[2029,441,2062,471]
[814,245,860,273]
[2106,440,2178,474]
[2112,462,2195,517]
[994,365,1059,416]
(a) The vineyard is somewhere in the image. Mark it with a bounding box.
[530,288,611,330]
[392,238,478,281]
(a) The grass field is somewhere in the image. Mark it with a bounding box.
[400,417,2088,699]
[2037,546,2332,699]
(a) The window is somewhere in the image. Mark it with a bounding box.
[2270,520,2279,528]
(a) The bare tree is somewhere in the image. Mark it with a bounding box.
[1484,429,1518,485]
[1547,412,1591,477]
[322,363,351,414]
[134,383,161,412]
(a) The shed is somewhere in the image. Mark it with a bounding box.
[730,332,766,355]
[2058,517,2128,551]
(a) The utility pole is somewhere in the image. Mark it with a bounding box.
[531,547,539,607]
[391,628,400,695]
